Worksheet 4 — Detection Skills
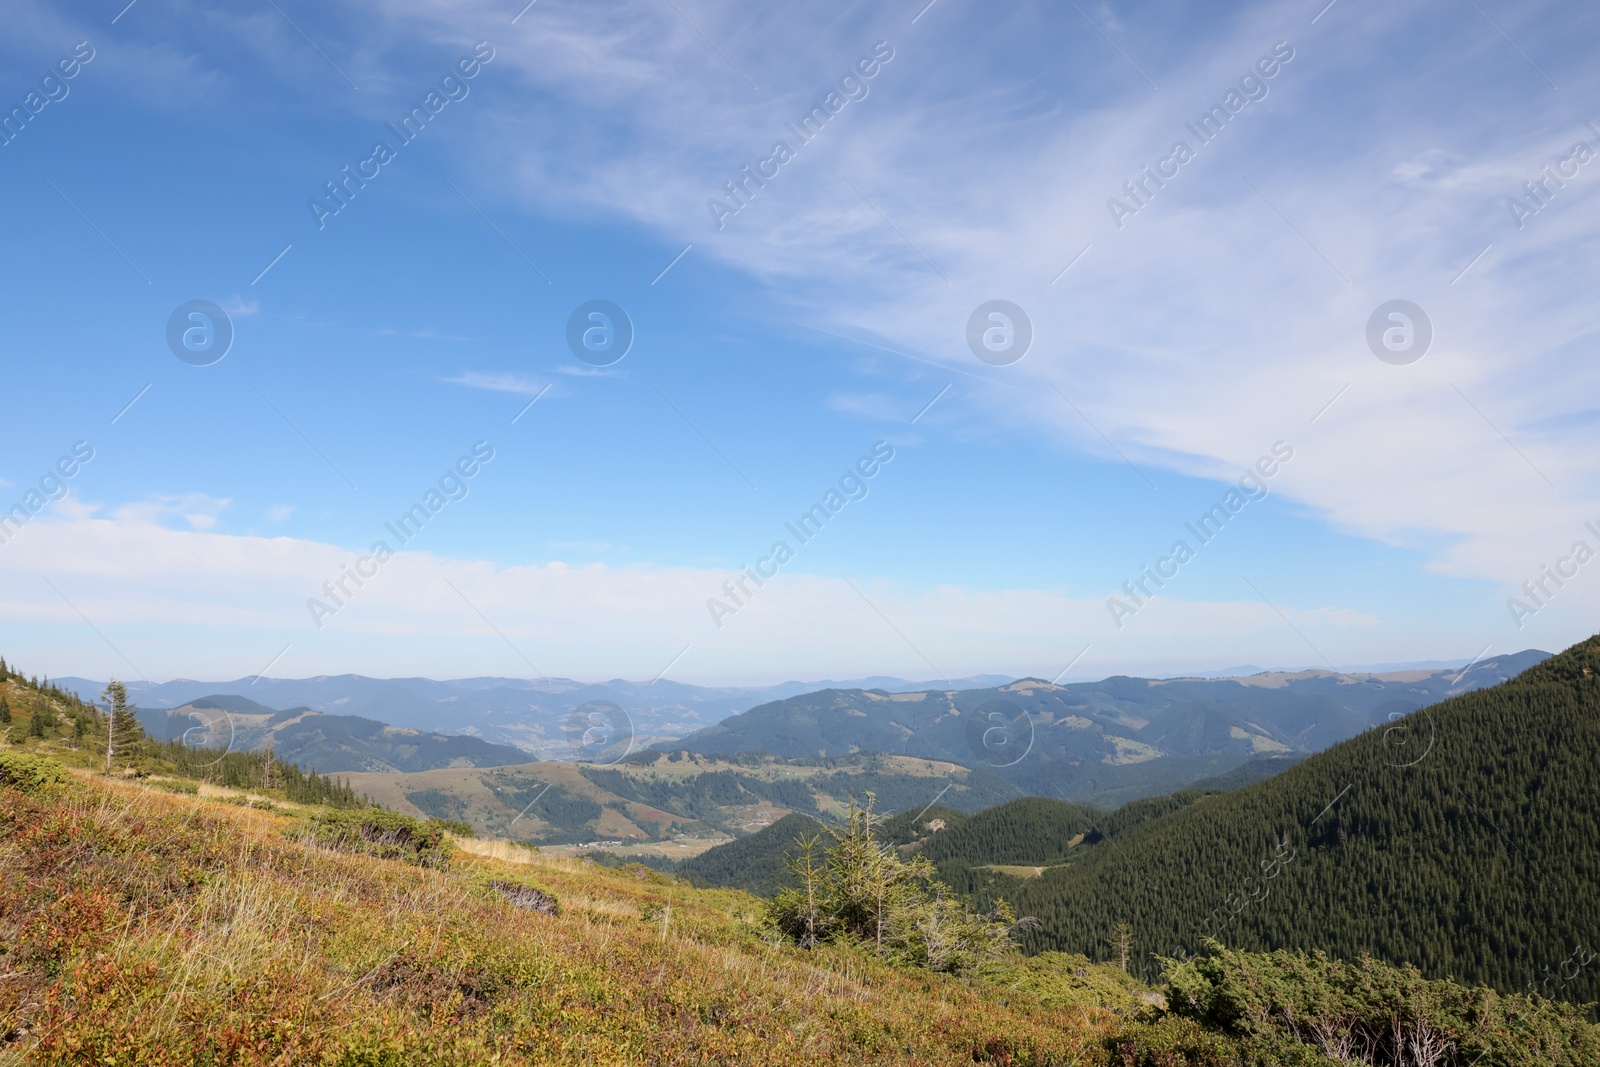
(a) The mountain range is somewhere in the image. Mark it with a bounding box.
[58,652,1550,812]
[341,750,1016,846]
[676,637,1600,1007]
[133,695,533,774]
[55,672,1013,760]
[667,652,1549,804]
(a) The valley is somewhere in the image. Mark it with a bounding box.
[345,750,1006,850]
[5,640,1600,1064]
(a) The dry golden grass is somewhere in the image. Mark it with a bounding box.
[1,772,1121,1066]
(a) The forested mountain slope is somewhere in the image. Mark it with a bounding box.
[676,811,824,894]
[983,635,1600,1006]
[680,792,1226,897]
[136,694,534,773]
[667,653,1546,805]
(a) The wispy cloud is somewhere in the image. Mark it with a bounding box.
[444,370,552,396]
[110,493,232,531]
[555,364,626,378]
[0,506,1479,684]
[548,539,615,555]
[378,327,472,341]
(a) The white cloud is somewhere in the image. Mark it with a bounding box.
[220,295,260,318]
[8,505,1561,684]
[20,0,1600,672]
[377,327,472,340]
[267,0,1596,616]
[109,493,231,530]
[444,371,552,396]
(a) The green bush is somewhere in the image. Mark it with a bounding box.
[225,794,283,813]
[0,750,70,792]
[294,808,455,869]
[993,951,1156,1017]
[1097,1014,1259,1067]
[148,777,200,795]
[764,795,1025,976]
[1151,942,1600,1066]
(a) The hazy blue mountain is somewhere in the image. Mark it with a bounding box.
[57,672,1016,760]
[664,652,1551,805]
[135,694,534,774]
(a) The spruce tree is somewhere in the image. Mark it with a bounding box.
[1107,922,1134,973]
[102,680,144,772]
[766,794,1024,975]
[28,707,45,738]
[0,696,10,723]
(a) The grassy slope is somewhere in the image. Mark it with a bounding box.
[1,772,1126,1066]
[344,752,991,850]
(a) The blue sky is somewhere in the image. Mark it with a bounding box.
[2,0,1598,685]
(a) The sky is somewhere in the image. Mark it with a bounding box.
[1,0,1598,687]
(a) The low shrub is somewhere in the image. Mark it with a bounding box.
[0,750,70,792]
[490,880,561,915]
[225,793,283,813]
[294,808,455,868]
[148,777,200,795]
[764,796,1026,976]
[993,951,1157,1017]
[1151,941,1600,1067]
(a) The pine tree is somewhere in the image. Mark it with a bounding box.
[790,833,823,948]
[0,696,10,723]
[102,680,143,773]
[28,707,45,738]
[1107,922,1134,973]
[766,794,1024,975]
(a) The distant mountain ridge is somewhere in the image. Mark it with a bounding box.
[56,659,1527,773]
[56,672,1015,760]
[673,640,1600,1008]
[135,693,533,774]
[665,651,1551,805]
[343,751,1015,846]
[976,635,1600,1006]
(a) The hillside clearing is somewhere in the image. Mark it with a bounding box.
[1,770,1118,1066]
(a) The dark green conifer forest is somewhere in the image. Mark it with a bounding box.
[984,636,1600,1006]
